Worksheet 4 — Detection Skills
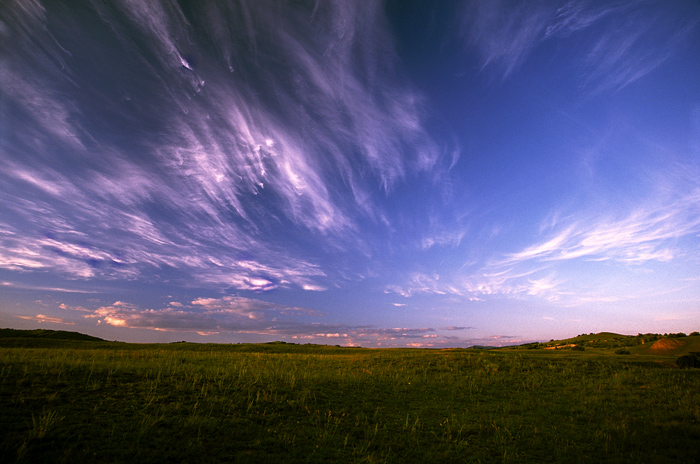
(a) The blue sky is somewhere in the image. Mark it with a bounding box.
[1,0,699,347]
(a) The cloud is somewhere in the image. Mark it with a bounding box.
[191,295,321,318]
[455,268,565,303]
[502,190,700,267]
[385,159,700,306]
[58,296,488,347]
[1,281,97,294]
[459,0,699,91]
[460,188,700,302]
[0,0,451,293]
[460,0,553,79]
[385,272,463,298]
[58,303,92,313]
[578,3,699,93]
[368,327,436,339]
[81,296,322,332]
[420,223,466,250]
[17,314,75,325]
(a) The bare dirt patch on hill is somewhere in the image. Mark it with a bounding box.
[649,338,687,355]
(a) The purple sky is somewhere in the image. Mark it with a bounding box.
[1,0,700,346]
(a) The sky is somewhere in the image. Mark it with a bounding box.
[1,0,700,347]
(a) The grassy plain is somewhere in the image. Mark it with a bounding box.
[1,335,699,463]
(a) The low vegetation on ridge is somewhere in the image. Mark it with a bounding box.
[514,331,700,355]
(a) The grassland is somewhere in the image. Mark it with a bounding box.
[1,332,699,463]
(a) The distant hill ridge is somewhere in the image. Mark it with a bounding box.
[513,331,700,356]
[2,328,699,354]
[0,328,104,341]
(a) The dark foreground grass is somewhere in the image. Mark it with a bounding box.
[1,343,699,463]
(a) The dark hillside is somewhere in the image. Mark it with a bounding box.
[0,328,104,342]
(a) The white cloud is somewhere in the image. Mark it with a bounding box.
[503,190,700,267]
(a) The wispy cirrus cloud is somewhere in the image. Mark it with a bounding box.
[460,0,699,91]
[420,213,467,250]
[386,160,700,305]
[501,188,700,267]
[0,0,450,292]
[0,215,328,291]
[579,4,699,93]
[385,272,463,298]
[474,188,700,302]
[460,0,553,79]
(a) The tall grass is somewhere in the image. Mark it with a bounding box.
[1,345,699,463]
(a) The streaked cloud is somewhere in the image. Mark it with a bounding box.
[420,220,467,250]
[17,314,75,325]
[385,272,463,298]
[501,186,700,267]
[387,160,700,306]
[460,0,699,91]
[578,3,699,93]
[460,0,552,79]
[0,0,449,293]
[1,281,97,294]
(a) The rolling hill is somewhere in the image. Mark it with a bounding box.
[0,328,104,342]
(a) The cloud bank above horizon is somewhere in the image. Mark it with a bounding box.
[2,0,699,346]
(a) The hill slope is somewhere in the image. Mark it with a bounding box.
[510,331,700,355]
[0,328,104,342]
[633,336,700,357]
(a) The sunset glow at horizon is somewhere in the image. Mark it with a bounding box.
[1,0,699,347]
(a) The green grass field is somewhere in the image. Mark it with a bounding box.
[1,332,699,463]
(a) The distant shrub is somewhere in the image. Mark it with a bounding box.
[690,332,700,336]
[676,352,700,369]
[615,349,630,355]
[571,345,585,351]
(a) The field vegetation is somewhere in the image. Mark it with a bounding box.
[1,329,699,463]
